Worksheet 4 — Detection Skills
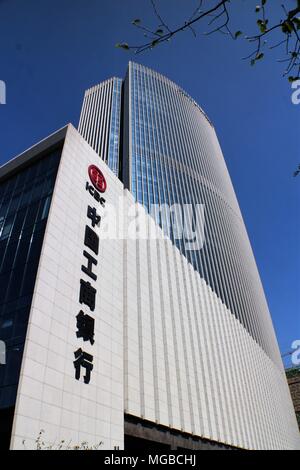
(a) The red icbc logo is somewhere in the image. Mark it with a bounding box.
[88,165,107,193]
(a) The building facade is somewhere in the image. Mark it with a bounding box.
[0,126,124,450]
[78,77,122,177]
[0,145,62,448]
[0,63,299,450]
[80,62,282,366]
[286,368,300,431]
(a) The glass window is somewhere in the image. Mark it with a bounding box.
[0,146,61,410]
[0,215,14,240]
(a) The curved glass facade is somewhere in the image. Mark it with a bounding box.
[79,62,282,366]
[122,62,281,366]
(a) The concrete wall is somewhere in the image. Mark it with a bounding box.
[10,125,124,450]
[9,125,300,450]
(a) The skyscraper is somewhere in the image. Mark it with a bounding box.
[0,63,299,450]
[79,77,122,177]
[80,62,281,366]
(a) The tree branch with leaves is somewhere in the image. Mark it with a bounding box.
[116,0,300,82]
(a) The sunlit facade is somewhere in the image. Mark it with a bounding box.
[0,64,297,450]
[79,77,122,177]
[87,63,280,366]
[77,63,300,449]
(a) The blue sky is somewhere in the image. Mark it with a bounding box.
[0,0,299,365]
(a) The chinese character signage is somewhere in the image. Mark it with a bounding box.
[73,164,107,384]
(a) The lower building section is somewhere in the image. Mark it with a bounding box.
[123,226,300,450]
[286,368,300,431]
[0,125,298,450]
[0,406,14,450]
[124,415,236,451]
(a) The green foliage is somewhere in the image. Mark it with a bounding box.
[117,0,300,82]
[281,20,293,34]
[293,17,300,29]
[289,76,300,82]
[256,19,268,34]
[251,52,264,66]
[151,39,159,48]
[286,367,300,379]
[115,42,129,50]
[256,52,264,60]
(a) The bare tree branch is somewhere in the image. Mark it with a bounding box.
[150,0,171,33]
